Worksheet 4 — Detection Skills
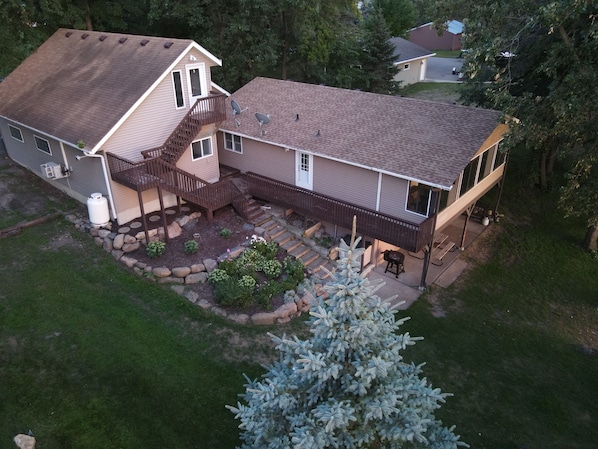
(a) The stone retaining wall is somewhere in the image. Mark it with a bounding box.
[65,213,318,325]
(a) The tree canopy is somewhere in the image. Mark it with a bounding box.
[435,0,598,252]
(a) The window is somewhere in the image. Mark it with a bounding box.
[191,137,212,160]
[493,141,507,170]
[172,71,185,109]
[478,149,491,182]
[403,63,410,71]
[34,136,51,155]
[224,132,242,153]
[406,181,431,216]
[8,125,24,142]
[459,156,480,197]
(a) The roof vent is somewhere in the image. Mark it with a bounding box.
[99,35,107,41]
[81,33,89,39]
[164,42,173,49]
[140,39,149,46]
[65,31,73,37]
[119,37,127,44]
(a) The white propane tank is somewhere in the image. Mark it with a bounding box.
[87,192,110,227]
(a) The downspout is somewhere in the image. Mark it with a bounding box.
[78,151,118,221]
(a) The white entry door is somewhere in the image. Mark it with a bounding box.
[295,152,313,190]
[186,63,207,107]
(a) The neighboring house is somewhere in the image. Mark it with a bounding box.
[217,77,509,285]
[389,37,436,85]
[408,20,463,51]
[0,30,508,287]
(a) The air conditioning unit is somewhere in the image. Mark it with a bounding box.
[41,162,68,179]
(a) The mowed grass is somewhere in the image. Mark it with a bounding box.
[1,125,597,447]
[0,220,295,448]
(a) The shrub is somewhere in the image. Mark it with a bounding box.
[283,256,305,282]
[262,259,282,279]
[238,275,257,291]
[250,240,279,259]
[183,240,199,254]
[207,268,230,284]
[219,227,232,238]
[146,240,166,258]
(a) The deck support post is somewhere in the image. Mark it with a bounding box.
[157,185,169,243]
[419,188,442,290]
[137,189,150,244]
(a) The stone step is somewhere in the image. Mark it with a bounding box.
[311,260,336,279]
[288,244,310,259]
[269,226,289,240]
[298,250,320,267]
[273,232,294,246]
[281,238,302,252]
[258,218,277,230]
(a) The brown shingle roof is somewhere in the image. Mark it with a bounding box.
[390,37,435,63]
[220,77,503,189]
[0,29,207,148]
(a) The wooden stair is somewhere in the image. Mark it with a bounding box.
[264,215,337,279]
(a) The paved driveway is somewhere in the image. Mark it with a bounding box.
[426,57,463,82]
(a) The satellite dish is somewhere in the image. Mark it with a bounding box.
[255,112,270,125]
[255,112,270,136]
[231,100,242,115]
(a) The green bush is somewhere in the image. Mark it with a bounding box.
[250,240,279,259]
[283,256,305,282]
[207,268,230,284]
[262,259,282,279]
[219,227,232,238]
[146,240,166,258]
[183,240,199,254]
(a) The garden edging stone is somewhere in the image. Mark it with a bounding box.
[66,212,319,325]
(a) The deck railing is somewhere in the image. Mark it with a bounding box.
[107,153,249,221]
[106,153,162,191]
[246,172,435,252]
[141,93,227,163]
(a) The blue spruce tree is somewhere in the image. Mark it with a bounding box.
[227,222,467,449]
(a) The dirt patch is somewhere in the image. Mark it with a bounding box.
[123,205,257,269]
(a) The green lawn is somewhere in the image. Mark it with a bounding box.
[1,147,597,448]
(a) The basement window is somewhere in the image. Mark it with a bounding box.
[8,125,24,142]
[34,135,52,155]
[191,137,212,160]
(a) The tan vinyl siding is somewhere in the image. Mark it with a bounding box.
[393,57,425,86]
[111,183,179,225]
[378,173,426,223]
[313,158,378,210]
[177,126,220,183]
[101,50,216,161]
[218,136,295,184]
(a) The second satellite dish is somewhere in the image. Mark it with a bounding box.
[255,112,270,125]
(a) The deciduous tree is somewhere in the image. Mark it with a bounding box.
[435,0,598,251]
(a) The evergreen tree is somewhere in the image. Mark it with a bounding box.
[227,224,466,449]
[360,6,400,94]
